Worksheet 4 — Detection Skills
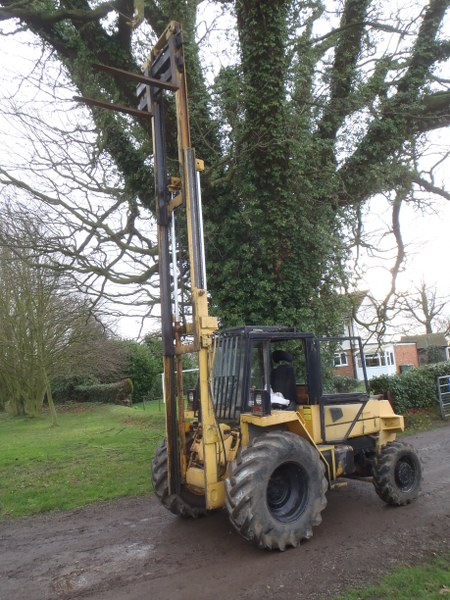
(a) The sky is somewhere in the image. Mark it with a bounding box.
[352,187,450,341]
[361,195,450,297]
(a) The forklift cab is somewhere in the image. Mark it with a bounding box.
[211,325,369,422]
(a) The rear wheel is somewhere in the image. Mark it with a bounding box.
[225,431,327,551]
[372,440,421,506]
[151,438,206,518]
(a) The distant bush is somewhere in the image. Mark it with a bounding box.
[123,339,163,402]
[71,379,133,405]
[426,345,447,364]
[370,361,450,414]
[331,375,359,393]
[52,375,100,403]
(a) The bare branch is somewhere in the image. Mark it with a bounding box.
[0,1,118,24]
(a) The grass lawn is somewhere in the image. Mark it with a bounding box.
[0,401,166,518]
[336,554,450,600]
[402,406,447,433]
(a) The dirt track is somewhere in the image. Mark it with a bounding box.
[1,425,449,600]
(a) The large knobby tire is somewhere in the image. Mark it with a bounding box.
[372,440,422,506]
[225,431,328,551]
[151,438,206,518]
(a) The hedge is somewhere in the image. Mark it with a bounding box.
[370,361,450,414]
[52,375,100,403]
[71,379,134,405]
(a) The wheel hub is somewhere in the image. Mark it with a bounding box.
[395,458,415,491]
[267,462,308,523]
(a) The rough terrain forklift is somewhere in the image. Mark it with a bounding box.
[137,22,422,551]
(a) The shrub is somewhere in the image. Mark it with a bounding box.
[331,375,359,393]
[426,345,447,364]
[51,375,100,403]
[124,340,162,403]
[125,337,198,403]
[370,361,450,414]
[72,379,133,405]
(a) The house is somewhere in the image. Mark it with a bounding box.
[331,291,424,380]
[333,341,419,381]
[400,333,450,365]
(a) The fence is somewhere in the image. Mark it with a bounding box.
[437,375,450,419]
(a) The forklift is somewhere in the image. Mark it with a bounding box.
[136,22,422,550]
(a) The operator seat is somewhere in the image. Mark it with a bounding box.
[270,350,297,409]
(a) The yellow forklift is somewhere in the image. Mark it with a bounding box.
[135,22,422,551]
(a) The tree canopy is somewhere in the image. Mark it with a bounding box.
[0,212,128,419]
[1,1,450,334]
[399,282,450,335]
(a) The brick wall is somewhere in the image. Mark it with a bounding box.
[394,343,418,372]
[333,350,356,378]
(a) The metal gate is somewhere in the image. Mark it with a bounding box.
[437,375,450,419]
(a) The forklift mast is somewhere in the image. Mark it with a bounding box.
[136,22,219,504]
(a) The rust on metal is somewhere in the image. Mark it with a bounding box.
[73,95,152,119]
[93,63,179,92]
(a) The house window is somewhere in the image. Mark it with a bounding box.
[334,352,348,367]
[365,353,381,367]
[361,351,395,368]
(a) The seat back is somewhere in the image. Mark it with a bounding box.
[270,363,297,403]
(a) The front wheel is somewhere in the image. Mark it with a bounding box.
[372,440,421,506]
[225,431,327,551]
[151,438,206,518]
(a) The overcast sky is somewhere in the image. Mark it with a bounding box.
[361,194,450,296]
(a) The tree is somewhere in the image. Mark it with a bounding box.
[0,217,126,422]
[1,1,450,334]
[399,282,450,334]
[123,338,163,402]
[122,335,198,402]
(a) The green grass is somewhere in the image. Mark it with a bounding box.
[402,406,447,434]
[336,554,450,600]
[0,402,166,518]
